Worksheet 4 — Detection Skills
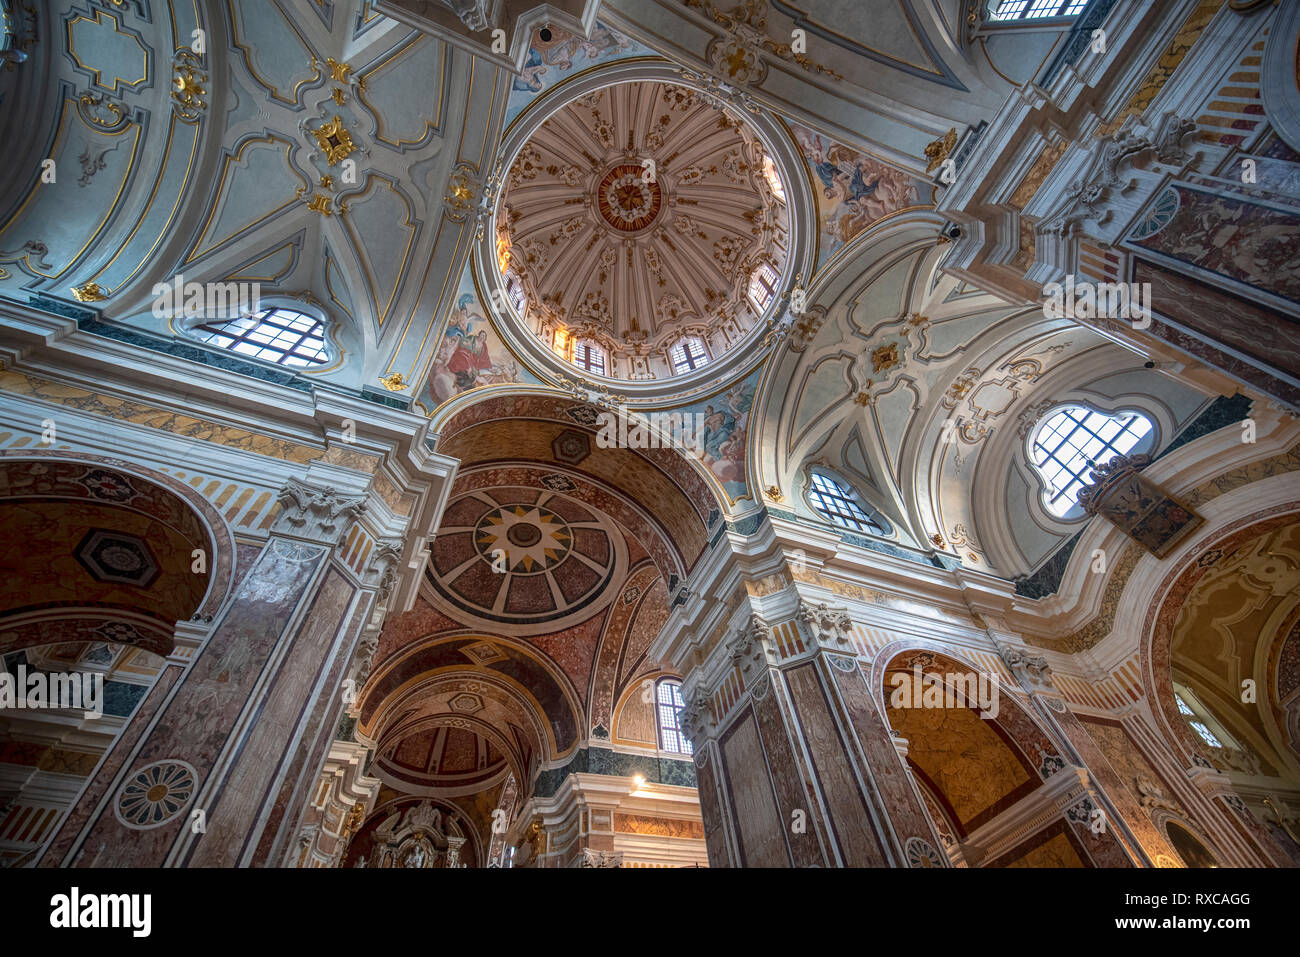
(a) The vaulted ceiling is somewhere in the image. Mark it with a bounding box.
[500,78,789,376]
[0,0,502,394]
[358,390,715,806]
[1169,518,1300,785]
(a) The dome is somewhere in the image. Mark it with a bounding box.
[493,79,793,383]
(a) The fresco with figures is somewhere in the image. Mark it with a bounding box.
[506,23,655,127]
[790,123,931,265]
[666,372,757,503]
[421,269,540,412]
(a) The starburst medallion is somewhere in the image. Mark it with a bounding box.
[475,505,571,572]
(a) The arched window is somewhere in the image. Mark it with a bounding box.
[987,0,1088,21]
[1174,686,1238,751]
[656,679,692,755]
[573,340,606,375]
[669,337,709,374]
[1030,406,1154,517]
[762,155,786,202]
[747,262,779,311]
[807,469,892,536]
[1177,695,1222,748]
[191,307,331,368]
[504,272,527,315]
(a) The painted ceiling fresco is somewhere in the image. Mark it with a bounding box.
[419,264,541,413]
[790,123,933,266]
[360,390,714,807]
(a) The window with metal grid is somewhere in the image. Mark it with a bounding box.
[192,308,329,367]
[808,470,888,534]
[747,262,779,311]
[669,337,709,374]
[657,680,692,754]
[573,340,606,375]
[1030,406,1153,517]
[988,0,1087,20]
[1176,694,1224,749]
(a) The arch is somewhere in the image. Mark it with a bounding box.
[342,795,482,869]
[432,389,721,560]
[1163,820,1220,868]
[1140,504,1300,778]
[358,630,577,768]
[870,643,1094,865]
[0,451,236,657]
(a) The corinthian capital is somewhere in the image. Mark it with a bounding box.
[273,478,367,546]
[726,613,774,683]
[797,600,854,649]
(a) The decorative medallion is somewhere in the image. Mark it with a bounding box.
[75,529,160,587]
[448,692,485,714]
[444,161,481,223]
[311,115,357,165]
[1039,752,1067,777]
[905,836,944,868]
[551,429,592,465]
[171,49,207,123]
[475,504,572,573]
[114,760,197,829]
[77,467,137,502]
[461,640,508,665]
[924,128,958,174]
[430,490,623,631]
[564,405,602,426]
[540,473,578,493]
[596,164,663,233]
[94,621,146,644]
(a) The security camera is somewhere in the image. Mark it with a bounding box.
[942,223,961,240]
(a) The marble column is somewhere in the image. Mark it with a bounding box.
[37,479,387,867]
[683,604,946,868]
